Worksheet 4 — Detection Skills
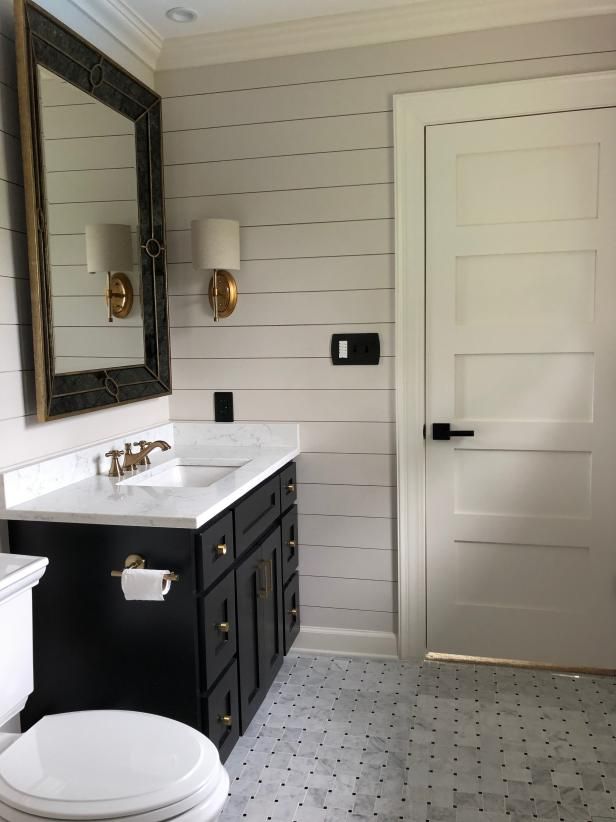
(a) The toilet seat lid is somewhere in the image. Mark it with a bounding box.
[0,711,222,820]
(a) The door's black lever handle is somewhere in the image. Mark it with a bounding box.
[432,423,475,441]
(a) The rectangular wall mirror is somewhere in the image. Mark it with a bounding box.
[15,0,171,421]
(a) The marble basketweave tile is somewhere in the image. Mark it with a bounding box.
[220,655,616,822]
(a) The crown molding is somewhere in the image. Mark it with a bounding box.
[63,0,163,72]
[157,0,616,71]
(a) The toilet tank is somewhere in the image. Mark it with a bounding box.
[0,554,48,728]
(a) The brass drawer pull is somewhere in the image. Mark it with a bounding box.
[286,481,295,493]
[258,560,268,599]
[217,621,230,634]
[289,608,297,616]
[287,539,296,548]
[265,558,273,598]
[216,543,227,556]
[218,714,232,727]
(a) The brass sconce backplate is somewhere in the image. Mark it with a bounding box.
[107,272,134,320]
[208,270,238,319]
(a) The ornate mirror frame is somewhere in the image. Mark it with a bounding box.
[15,0,171,421]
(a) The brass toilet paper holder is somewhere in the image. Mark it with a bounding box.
[110,554,179,583]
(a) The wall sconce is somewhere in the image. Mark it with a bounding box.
[85,223,134,323]
[191,218,240,322]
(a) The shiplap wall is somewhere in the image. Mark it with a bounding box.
[0,1,167,555]
[157,14,616,646]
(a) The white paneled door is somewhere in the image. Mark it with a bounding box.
[425,108,616,669]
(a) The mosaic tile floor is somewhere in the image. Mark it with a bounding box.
[220,654,616,822]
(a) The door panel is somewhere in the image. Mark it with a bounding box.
[281,505,299,584]
[425,108,616,668]
[283,573,300,654]
[201,570,236,690]
[198,511,235,591]
[259,527,284,690]
[234,475,280,558]
[204,660,239,763]
[235,544,263,732]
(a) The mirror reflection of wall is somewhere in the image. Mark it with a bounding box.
[38,67,145,374]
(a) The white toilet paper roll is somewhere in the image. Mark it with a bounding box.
[121,568,172,601]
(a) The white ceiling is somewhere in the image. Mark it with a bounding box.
[124,0,426,38]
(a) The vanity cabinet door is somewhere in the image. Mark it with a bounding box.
[283,573,300,654]
[279,462,297,512]
[280,505,299,585]
[204,660,239,763]
[235,526,283,732]
[198,511,234,591]
[201,571,237,690]
[259,527,284,692]
[235,543,265,732]
[234,475,280,558]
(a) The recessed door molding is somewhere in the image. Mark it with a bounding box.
[393,69,616,661]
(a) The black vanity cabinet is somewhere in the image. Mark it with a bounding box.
[8,461,300,762]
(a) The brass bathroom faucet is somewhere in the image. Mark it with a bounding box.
[122,440,171,473]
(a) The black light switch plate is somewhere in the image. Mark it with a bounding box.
[214,392,234,422]
[331,333,380,365]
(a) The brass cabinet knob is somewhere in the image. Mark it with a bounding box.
[217,621,230,634]
[219,714,232,727]
[286,482,295,493]
[287,539,296,548]
[216,543,227,556]
[289,608,297,616]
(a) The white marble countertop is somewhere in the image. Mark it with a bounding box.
[0,423,299,530]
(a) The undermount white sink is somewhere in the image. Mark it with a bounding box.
[119,457,249,489]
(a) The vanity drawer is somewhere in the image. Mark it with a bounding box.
[204,660,239,763]
[280,505,299,585]
[234,475,280,557]
[198,511,234,590]
[283,573,300,655]
[279,462,297,512]
[201,571,237,690]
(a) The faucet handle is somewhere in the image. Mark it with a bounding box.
[133,440,152,466]
[122,442,138,472]
[105,449,124,478]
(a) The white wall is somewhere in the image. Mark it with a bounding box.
[0,1,168,556]
[157,14,616,647]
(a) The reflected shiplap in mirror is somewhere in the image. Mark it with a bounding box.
[38,67,144,374]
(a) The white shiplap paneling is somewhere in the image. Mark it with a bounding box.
[172,358,394,391]
[168,254,394,295]
[171,322,394,359]
[297,452,396,485]
[165,183,392,231]
[170,289,393,328]
[172,389,394,422]
[300,545,397,581]
[158,14,616,646]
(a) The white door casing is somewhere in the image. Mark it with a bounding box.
[394,71,616,664]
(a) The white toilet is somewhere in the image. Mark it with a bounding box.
[0,554,230,822]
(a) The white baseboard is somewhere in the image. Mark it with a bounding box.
[292,626,398,659]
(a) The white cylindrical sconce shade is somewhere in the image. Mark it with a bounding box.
[85,224,133,272]
[191,218,240,271]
